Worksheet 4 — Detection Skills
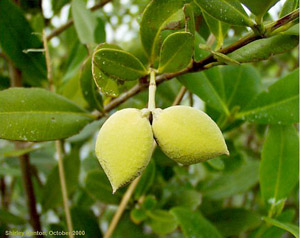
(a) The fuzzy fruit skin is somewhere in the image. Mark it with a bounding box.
[95,108,153,193]
[152,106,229,165]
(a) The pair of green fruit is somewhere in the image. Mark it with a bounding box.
[95,105,229,193]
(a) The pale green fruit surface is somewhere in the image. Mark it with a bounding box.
[152,106,229,165]
[95,108,153,193]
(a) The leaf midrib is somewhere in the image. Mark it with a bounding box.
[236,95,299,118]
[203,73,230,115]
[159,33,191,72]
[0,111,95,119]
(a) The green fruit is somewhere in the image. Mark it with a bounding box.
[95,108,153,193]
[152,106,229,165]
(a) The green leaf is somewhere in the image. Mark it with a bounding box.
[171,207,223,238]
[113,212,147,238]
[184,4,196,36]
[85,170,122,204]
[93,48,148,81]
[80,57,103,111]
[228,34,299,63]
[142,195,157,211]
[237,69,299,124]
[201,160,259,200]
[280,0,298,17]
[240,0,279,17]
[194,33,211,61]
[1,146,41,158]
[222,65,262,111]
[263,216,299,238]
[194,0,253,26]
[260,125,299,212]
[0,209,26,225]
[171,190,202,210]
[262,209,296,238]
[71,207,103,238]
[0,88,94,141]
[140,0,188,62]
[134,160,156,200]
[158,32,193,73]
[41,148,81,211]
[179,67,229,115]
[92,44,125,97]
[147,210,178,235]
[130,208,147,224]
[0,0,46,86]
[208,209,261,237]
[202,11,229,49]
[72,0,105,44]
[207,157,225,170]
[0,167,21,177]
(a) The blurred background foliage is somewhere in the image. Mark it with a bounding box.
[0,0,298,237]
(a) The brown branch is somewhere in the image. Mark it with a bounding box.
[97,9,299,116]
[19,153,43,237]
[46,0,113,41]
[0,176,7,209]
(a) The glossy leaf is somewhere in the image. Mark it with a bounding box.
[240,0,279,17]
[179,67,229,115]
[280,0,298,17]
[85,170,122,204]
[202,11,229,49]
[263,216,299,238]
[147,210,178,235]
[260,125,299,211]
[228,34,299,63]
[158,32,193,73]
[140,0,188,62]
[0,88,94,141]
[209,209,261,236]
[80,57,103,111]
[184,4,196,36]
[93,48,148,81]
[222,65,262,111]
[201,160,259,200]
[0,0,46,86]
[194,0,253,26]
[171,207,223,238]
[71,207,102,238]
[237,69,299,124]
[41,148,80,211]
[72,0,105,44]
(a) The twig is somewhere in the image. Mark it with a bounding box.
[46,0,113,41]
[42,30,54,91]
[104,176,141,238]
[97,9,299,118]
[172,86,187,106]
[0,175,6,209]
[43,29,74,238]
[56,141,74,238]
[19,153,44,237]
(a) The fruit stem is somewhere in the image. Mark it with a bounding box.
[148,70,156,111]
